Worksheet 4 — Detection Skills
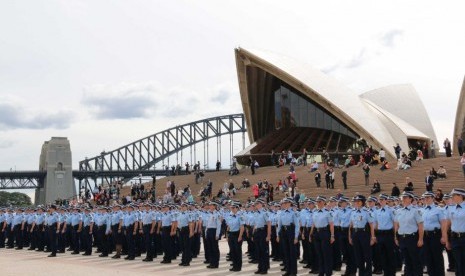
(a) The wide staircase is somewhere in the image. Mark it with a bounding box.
[122,156,465,203]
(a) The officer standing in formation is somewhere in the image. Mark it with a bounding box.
[374,194,396,276]
[311,195,335,276]
[394,191,424,276]
[421,191,446,276]
[224,201,245,271]
[277,197,300,276]
[444,188,465,276]
[349,195,375,276]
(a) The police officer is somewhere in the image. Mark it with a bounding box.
[252,199,271,274]
[160,204,175,264]
[277,197,300,276]
[299,199,313,270]
[225,202,245,272]
[46,205,60,257]
[123,204,138,260]
[310,195,335,276]
[329,196,342,272]
[70,208,83,255]
[110,205,124,259]
[97,207,111,257]
[420,191,446,276]
[444,188,465,276]
[12,208,25,249]
[338,196,356,276]
[177,202,194,266]
[204,201,221,269]
[0,209,6,248]
[82,208,94,256]
[394,191,424,276]
[349,195,375,276]
[442,194,456,272]
[374,194,396,276]
[141,204,157,262]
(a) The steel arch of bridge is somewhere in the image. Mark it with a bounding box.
[78,113,246,179]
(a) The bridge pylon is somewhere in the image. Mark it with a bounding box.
[35,137,76,205]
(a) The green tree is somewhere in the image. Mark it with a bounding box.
[0,191,33,206]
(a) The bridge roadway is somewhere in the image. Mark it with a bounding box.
[0,169,221,190]
[0,240,453,276]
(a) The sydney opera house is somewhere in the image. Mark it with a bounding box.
[234,47,441,165]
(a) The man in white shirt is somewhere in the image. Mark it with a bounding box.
[379,148,386,162]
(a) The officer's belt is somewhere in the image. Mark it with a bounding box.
[424,228,440,237]
[339,227,349,232]
[315,226,329,232]
[352,227,367,233]
[451,231,465,238]
[397,232,418,238]
[282,224,295,231]
[376,229,393,234]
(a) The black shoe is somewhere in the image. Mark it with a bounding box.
[142,258,153,262]
[207,265,218,269]
[249,260,258,264]
[373,270,383,275]
[82,253,91,256]
[203,261,210,264]
[99,254,108,257]
[27,248,35,251]
[71,252,79,255]
[111,255,121,259]
[15,247,23,250]
[299,260,307,264]
[281,268,287,271]
[179,263,190,266]
[125,256,135,260]
[48,253,56,257]
[230,268,241,272]
[255,271,267,275]
[160,260,171,264]
[309,270,318,274]
[303,264,311,268]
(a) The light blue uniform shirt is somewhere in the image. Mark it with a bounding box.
[375,206,395,230]
[177,211,193,228]
[225,212,244,232]
[422,204,445,231]
[276,208,300,238]
[394,206,423,235]
[123,212,137,227]
[338,207,352,228]
[12,213,24,226]
[35,213,45,225]
[83,213,94,227]
[46,213,59,226]
[205,211,222,238]
[312,208,333,228]
[446,202,465,233]
[161,212,174,227]
[299,209,312,228]
[253,209,270,228]
[71,213,83,226]
[350,208,374,228]
[111,211,123,226]
[27,214,35,224]
[142,211,155,225]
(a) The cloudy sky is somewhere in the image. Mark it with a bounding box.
[1,0,464,173]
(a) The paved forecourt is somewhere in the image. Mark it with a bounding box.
[0,240,454,276]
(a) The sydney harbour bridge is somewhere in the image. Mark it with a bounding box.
[0,114,246,204]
